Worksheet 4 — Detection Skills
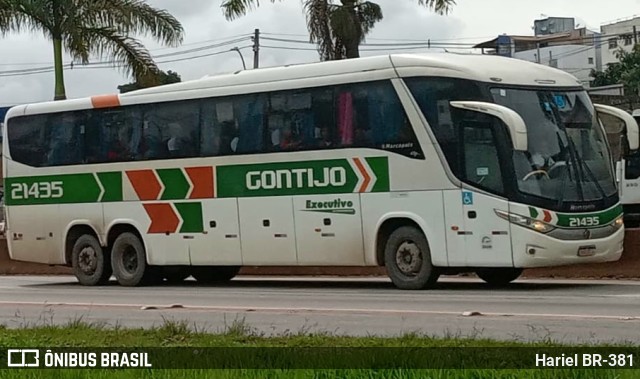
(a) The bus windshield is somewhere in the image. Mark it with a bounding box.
[491,88,617,204]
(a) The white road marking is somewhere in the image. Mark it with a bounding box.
[0,301,637,321]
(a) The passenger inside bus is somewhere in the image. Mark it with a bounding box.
[317,126,334,148]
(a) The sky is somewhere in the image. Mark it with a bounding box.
[1,0,640,105]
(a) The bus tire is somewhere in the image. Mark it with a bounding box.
[111,232,150,287]
[163,267,190,283]
[71,235,112,286]
[192,266,241,284]
[384,226,439,290]
[476,268,522,286]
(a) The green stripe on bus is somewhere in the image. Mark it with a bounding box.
[216,157,390,198]
[6,174,101,205]
[555,205,623,228]
[157,168,190,200]
[97,172,123,202]
[175,202,204,233]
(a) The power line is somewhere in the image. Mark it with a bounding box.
[0,34,253,67]
[0,46,254,77]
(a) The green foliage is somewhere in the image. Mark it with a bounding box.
[221,0,455,60]
[591,45,640,94]
[117,70,182,93]
[0,0,184,100]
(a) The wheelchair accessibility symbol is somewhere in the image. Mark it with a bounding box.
[462,191,473,206]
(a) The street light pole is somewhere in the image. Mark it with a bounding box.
[230,47,247,70]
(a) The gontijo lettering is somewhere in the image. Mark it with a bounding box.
[246,167,347,190]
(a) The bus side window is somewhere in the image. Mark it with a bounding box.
[142,101,200,160]
[46,113,84,166]
[234,94,266,154]
[7,115,48,167]
[200,100,222,157]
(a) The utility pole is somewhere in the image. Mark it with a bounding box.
[252,28,260,69]
[634,25,638,45]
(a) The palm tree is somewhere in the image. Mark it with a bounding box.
[222,0,454,60]
[0,0,184,100]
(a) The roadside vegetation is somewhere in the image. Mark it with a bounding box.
[0,318,636,378]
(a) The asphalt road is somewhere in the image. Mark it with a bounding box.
[0,276,639,343]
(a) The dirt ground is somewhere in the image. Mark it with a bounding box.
[1,231,639,279]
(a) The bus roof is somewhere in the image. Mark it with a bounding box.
[124,53,583,98]
[6,53,584,119]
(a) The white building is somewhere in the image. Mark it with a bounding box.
[514,44,597,86]
[475,23,600,87]
[601,16,640,67]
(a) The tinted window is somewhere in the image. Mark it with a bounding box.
[462,122,504,194]
[142,101,200,160]
[46,112,85,166]
[268,88,333,152]
[7,115,48,167]
[405,77,486,175]
[8,80,423,167]
[335,81,422,158]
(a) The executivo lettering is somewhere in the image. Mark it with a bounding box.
[304,198,356,215]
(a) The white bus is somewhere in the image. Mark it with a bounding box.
[613,109,640,227]
[3,54,637,289]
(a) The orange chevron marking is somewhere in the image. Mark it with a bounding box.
[353,158,371,193]
[143,203,179,234]
[186,167,215,199]
[126,170,161,201]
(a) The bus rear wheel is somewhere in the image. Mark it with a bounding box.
[192,266,241,284]
[111,232,151,287]
[476,268,523,286]
[384,226,439,290]
[71,235,112,286]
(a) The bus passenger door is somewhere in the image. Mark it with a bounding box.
[442,190,467,266]
[238,197,298,265]
[293,194,364,265]
[189,198,242,265]
[458,117,513,267]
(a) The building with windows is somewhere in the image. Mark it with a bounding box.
[474,17,600,87]
[601,16,640,67]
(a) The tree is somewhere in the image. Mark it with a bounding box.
[222,0,455,60]
[0,0,184,100]
[591,45,640,93]
[117,69,181,93]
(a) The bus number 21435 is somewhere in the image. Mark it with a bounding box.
[11,182,63,200]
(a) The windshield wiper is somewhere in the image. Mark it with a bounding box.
[565,134,585,201]
[555,133,574,209]
[568,137,607,200]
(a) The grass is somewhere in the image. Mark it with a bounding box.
[0,319,636,379]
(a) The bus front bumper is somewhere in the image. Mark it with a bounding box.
[512,225,625,268]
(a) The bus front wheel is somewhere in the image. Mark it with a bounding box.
[71,235,112,286]
[384,226,439,290]
[111,232,151,287]
[192,266,241,284]
[476,268,523,286]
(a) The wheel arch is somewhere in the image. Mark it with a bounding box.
[63,221,102,267]
[373,212,445,267]
[105,220,149,263]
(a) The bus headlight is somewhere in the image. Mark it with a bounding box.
[494,210,556,234]
[611,216,624,230]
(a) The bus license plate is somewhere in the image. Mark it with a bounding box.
[577,246,596,257]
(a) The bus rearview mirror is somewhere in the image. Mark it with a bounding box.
[594,103,640,152]
[450,101,528,151]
